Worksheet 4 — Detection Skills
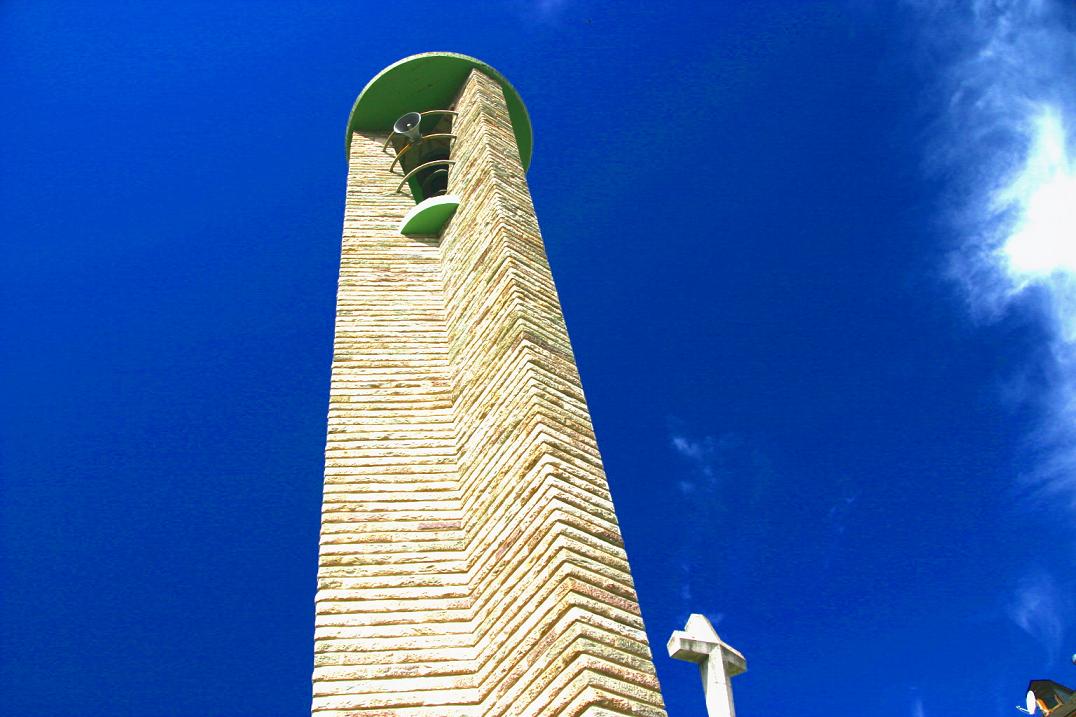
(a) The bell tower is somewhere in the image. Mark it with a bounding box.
[313,52,667,716]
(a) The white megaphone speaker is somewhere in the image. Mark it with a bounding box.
[393,112,422,144]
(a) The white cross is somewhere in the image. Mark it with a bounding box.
[667,614,747,717]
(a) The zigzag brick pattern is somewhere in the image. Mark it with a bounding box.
[312,68,666,716]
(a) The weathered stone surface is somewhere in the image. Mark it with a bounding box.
[313,68,666,715]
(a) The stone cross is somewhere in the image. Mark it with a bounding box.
[667,614,747,717]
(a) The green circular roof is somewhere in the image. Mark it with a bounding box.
[346,52,532,170]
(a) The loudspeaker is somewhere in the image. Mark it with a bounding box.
[393,112,422,144]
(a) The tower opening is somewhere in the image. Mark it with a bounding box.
[388,109,457,204]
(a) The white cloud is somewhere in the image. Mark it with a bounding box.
[671,434,713,494]
[670,433,743,481]
[826,493,858,536]
[914,0,1076,512]
[997,108,1076,302]
[912,696,926,717]
[1008,572,1068,659]
[669,429,751,608]
[671,434,707,461]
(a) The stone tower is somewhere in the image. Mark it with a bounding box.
[313,53,666,716]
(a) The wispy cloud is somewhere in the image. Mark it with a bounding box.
[670,430,733,604]
[512,0,571,23]
[670,433,741,484]
[912,0,1076,512]
[1008,571,1069,659]
[912,696,926,717]
[669,427,770,609]
[826,493,858,536]
[534,0,568,16]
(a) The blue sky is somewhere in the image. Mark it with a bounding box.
[2,2,1074,715]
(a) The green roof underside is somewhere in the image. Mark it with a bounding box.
[346,52,532,171]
